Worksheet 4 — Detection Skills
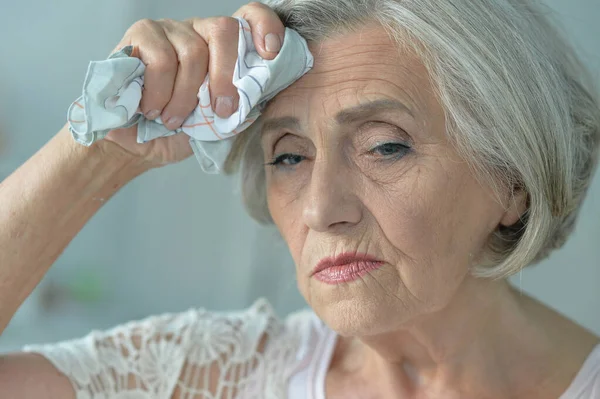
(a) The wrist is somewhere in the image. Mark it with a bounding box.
[93,137,155,178]
[56,125,152,198]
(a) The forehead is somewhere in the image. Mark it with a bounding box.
[263,24,435,120]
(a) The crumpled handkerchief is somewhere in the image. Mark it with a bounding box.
[68,17,313,173]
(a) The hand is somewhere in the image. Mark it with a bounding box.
[99,2,285,167]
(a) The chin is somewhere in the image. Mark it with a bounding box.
[310,292,409,337]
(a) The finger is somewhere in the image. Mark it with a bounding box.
[233,2,285,60]
[159,19,208,130]
[192,17,240,118]
[126,19,178,120]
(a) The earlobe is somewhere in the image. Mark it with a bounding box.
[500,189,528,227]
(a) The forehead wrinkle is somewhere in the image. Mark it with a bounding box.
[261,97,412,136]
[260,28,433,139]
[335,99,415,125]
[310,48,398,72]
[306,55,401,83]
[271,64,426,122]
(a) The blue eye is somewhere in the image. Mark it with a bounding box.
[369,142,411,158]
[266,153,305,167]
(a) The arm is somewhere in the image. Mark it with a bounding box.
[0,4,287,397]
[0,125,150,334]
[0,0,287,335]
[0,353,77,399]
[1,300,279,399]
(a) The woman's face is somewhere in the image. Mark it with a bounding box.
[261,25,520,336]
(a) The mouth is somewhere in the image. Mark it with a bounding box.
[311,252,385,285]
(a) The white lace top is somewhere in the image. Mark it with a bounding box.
[23,298,306,399]
[22,298,600,399]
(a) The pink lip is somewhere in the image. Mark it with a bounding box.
[311,252,385,285]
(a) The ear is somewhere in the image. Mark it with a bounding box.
[500,189,528,227]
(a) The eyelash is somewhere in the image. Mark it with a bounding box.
[266,142,411,168]
[266,153,306,167]
[367,142,411,159]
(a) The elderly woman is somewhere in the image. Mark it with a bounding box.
[0,0,599,397]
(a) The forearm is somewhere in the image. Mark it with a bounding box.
[0,125,150,334]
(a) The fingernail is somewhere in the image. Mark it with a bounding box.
[215,96,235,118]
[165,116,183,129]
[265,33,281,53]
[146,109,160,120]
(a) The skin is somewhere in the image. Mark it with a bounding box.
[260,25,599,398]
[0,3,597,398]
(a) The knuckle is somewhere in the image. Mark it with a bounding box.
[246,2,267,10]
[239,2,277,17]
[151,53,177,73]
[208,16,239,38]
[184,17,204,30]
[235,3,283,33]
[156,18,181,31]
[212,15,235,26]
[178,40,207,64]
[131,18,157,32]
[156,17,175,24]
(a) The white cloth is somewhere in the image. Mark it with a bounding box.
[67,17,313,173]
[22,300,600,398]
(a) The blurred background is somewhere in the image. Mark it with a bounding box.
[0,0,598,352]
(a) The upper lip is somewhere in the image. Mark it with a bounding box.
[311,252,383,275]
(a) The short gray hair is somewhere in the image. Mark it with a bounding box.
[225,0,600,278]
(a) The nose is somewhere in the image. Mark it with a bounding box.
[301,156,363,232]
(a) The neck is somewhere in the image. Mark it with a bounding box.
[333,277,598,398]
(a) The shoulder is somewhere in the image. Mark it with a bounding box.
[561,343,600,398]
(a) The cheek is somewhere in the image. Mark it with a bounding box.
[375,161,500,270]
[370,161,446,252]
[369,162,493,301]
[372,180,445,291]
[266,172,306,263]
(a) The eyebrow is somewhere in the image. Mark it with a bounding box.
[261,99,414,135]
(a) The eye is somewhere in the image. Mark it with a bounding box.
[368,142,411,158]
[266,153,306,167]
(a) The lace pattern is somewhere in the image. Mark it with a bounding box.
[23,298,302,399]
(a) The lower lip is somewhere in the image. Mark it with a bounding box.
[313,261,385,284]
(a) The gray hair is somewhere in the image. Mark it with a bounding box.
[225,0,600,278]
